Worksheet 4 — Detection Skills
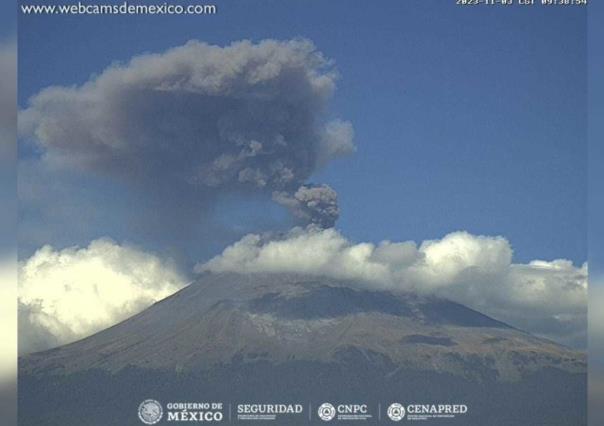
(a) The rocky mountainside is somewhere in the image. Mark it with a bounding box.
[20,273,586,425]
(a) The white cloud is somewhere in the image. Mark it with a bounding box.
[318,119,355,166]
[17,230,587,354]
[0,256,16,382]
[198,227,587,347]
[18,239,187,354]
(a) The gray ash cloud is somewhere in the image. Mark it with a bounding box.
[273,184,339,228]
[20,39,355,228]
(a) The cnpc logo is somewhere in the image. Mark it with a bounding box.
[317,403,336,421]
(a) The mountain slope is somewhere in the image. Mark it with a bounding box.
[19,273,586,425]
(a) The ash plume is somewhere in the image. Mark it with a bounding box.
[20,39,355,228]
[273,184,339,228]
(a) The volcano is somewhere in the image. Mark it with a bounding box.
[19,273,586,425]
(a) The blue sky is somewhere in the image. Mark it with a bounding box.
[18,0,587,266]
[589,2,603,279]
[0,0,16,39]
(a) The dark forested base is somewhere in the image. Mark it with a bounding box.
[19,362,586,426]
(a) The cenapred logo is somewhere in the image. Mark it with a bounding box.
[387,403,406,421]
[317,403,336,421]
[138,399,164,425]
